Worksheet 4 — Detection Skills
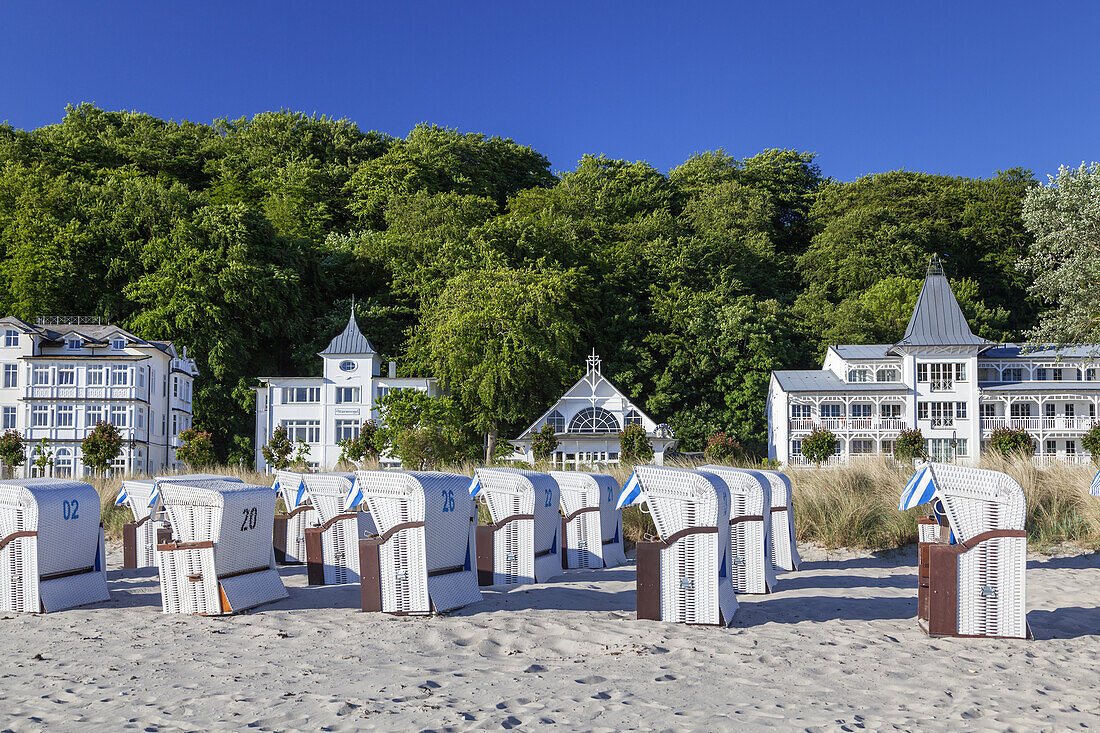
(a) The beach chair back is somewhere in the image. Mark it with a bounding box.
[271,470,316,564]
[355,470,481,614]
[300,473,375,585]
[549,471,627,568]
[473,468,562,585]
[751,469,801,571]
[699,466,777,593]
[0,479,109,613]
[632,466,737,626]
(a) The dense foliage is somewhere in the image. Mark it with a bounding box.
[531,424,559,462]
[989,427,1036,458]
[802,428,838,465]
[0,429,24,472]
[893,428,927,462]
[339,420,381,464]
[619,424,654,464]
[175,428,217,467]
[81,421,122,474]
[0,106,1048,461]
[1081,423,1100,464]
[375,390,470,469]
[703,432,743,462]
[261,425,294,470]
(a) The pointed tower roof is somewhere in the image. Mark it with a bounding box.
[892,256,991,350]
[318,304,376,356]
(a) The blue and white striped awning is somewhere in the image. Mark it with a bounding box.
[114,485,128,506]
[294,478,308,508]
[899,465,938,510]
[1091,469,1100,497]
[344,475,363,508]
[615,472,643,509]
[271,477,280,493]
[467,475,482,498]
[147,479,161,508]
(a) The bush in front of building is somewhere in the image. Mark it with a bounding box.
[175,427,217,468]
[893,428,927,462]
[0,430,25,477]
[339,420,381,465]
[801,427,838,465]
[703,431,743,463]
[1082,423,1100,463]
[531,423,559,462]
[988,426,1036,458]
[262,424,294,470]
[82,422,122,475]
[619,423,654,464]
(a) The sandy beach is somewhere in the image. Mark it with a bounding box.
[1,543,1098,731]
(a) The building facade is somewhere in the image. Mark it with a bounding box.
[509,351,678,467]
[253,310,437,471]
[0,316,198,477]
[768,259,1100,467]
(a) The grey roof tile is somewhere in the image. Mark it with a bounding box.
[319,309,376,355]
[773,370,909,392]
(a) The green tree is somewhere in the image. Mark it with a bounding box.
[81,422,122,475]
[375,390,470,468]
[293,439,311,467]
[409,264,584,460]
[339,420,381,464]
[988,427,1036,458]
[801,428,838,465]
[1082,423,1100,464]
[262,425,294,470]
[0,430,25,477]
[703,432,743,463]
[619,423,655,464]
[531,423,559,462]
[175,427,217,468]
[893,428,927,462]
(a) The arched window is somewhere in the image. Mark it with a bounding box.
[624,409,642,426]
[568,407,619,434]
[55,448,73,478]
[544,410,565,433]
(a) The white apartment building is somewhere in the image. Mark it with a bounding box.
[768,259,1100,467]
[0,316,198,477]
[509,351,678,467]
[253,309,437,471]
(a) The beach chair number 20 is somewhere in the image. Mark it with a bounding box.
[240,507,258,531]
[62,499,79,520]
[441,489,455,512]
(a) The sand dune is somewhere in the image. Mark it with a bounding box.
[1,544,1098,731]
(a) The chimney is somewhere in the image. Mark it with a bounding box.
[388,361,396,378]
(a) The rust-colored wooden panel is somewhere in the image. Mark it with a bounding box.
[305,527,325,585]
[359,539,383,612]
[122,523,137,569]
[476,525,495,586]
[636,541,662,621]
[927,544,958,636]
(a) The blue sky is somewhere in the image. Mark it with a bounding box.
[2,2,1097,181]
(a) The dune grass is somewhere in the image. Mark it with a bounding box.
[93,456,1100,552]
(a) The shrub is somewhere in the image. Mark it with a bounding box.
[802,427,838,465]
[703,431,743,462]
[340,420,381,464]
[619,423,654,464]
[1082,423,1100,463]
[82,422,122,475]
[0,429,25,474]
[175,427,216,467]
[988,426,1035,458]
[893,428,927,462]
[262,424,294,470]
[531,423,559,461]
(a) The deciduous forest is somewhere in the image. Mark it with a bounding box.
[0,105,1045,461]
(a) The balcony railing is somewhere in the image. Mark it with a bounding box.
[25,385,148,401]
[787,455,844,467]
[789,419,907,433]
[1033,454,1094,467]
[982,417,1097,433]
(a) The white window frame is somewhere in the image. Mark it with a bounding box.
[2,406,16,429]
[4,330,18,347]
[55,404,74,427]
[2,363,16,388]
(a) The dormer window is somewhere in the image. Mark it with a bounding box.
[111,337,125,350]
[847,369,871,383]
[66,337,82,350]
[4,330,18,347]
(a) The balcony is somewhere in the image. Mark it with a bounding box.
[788,418,906,434]
[25,385,148,402]
[982,417,1096,433]
[1032,454,1094,468]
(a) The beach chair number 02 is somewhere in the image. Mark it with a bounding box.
[62,499,80,520]
[240,507,258,531]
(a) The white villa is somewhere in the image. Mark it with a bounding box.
[768,258,1100,467]
[0,315,198,477]
[253,308,437,471]
[509,351,678,467]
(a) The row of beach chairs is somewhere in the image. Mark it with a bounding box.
[0,462,1050,639]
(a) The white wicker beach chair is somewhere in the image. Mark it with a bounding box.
[549,471,627,569]
[699,466,777,594]
[0,479,110,613]
[628,466,738,626]
[272,470,317,565]
[753,469,801,571]
[352,470,482,614]
[470,468,562,586]
[900,462,1030,639]
[297,472,376,585]
[117,474,242,569]
[156,479,288,615]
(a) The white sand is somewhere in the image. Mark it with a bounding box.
[2,544,1099,731]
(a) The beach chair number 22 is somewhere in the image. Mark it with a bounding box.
[441,489,455,512]
[240,507,258,531]
[62,499,79,520]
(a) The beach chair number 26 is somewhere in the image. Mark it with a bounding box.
[62,499,79,520]
[240,507,258,531]
[544,488,553,508]
[441,489,455,512]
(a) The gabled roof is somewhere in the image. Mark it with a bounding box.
[773,370,909,393]
[0,316,184,356]
[892,257,991,350]
[319,307,376,356]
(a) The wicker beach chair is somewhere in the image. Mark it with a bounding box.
[469,468,562,586]
[754,469,801,572]
[298,472,376,585]
[626,466,738,626]
[352,470,482,614]
[900,462,1030,639]
[550,471,627,569]
[156,479,288,615]
[117,474,242,569]
[0,479,110,613]
[272,470,317,565]
[699,466,777,594]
